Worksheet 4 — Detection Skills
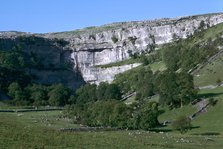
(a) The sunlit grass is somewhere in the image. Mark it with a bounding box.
[1,112,223,149]
[194,55,223,87]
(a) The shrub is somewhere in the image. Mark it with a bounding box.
[216,78,222,86]
[128,36,137,45]
[111,36,118,43]
[48,84,70,106]
[172,115,192,134]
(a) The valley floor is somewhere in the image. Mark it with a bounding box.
[1,112,223,149]
[1,87,223,149]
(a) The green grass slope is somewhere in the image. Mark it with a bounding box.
[159,86,223,135]
[194,54,223,86]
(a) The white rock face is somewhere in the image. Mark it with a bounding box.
[1,13,223,85]
[57,13,223,84]
[84,63,141,84]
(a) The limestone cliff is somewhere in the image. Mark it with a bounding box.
[1,13,223,87]
[49,13,223,84]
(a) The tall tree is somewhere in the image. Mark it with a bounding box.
[8,82,28,105]
[48,84,70,106]
[177,72,197,107]
[155,70,196,108]
[75,84,97,105]
[26,84,48,106]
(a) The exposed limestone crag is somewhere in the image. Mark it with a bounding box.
[1,13,223,86]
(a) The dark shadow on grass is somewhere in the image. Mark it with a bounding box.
[158,109,165,115]
[149,125,201,133]
[197,92,223,98]
[192,132,220,136]
[149,128,173,132]
[190,126,201,129]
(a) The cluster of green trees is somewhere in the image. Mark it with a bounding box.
[59,81,161,130]
[7,82,70,106]
[0,37,72,102]
[115,66,197,108]
[64,100,160,130]
[64,82,161,130]
[155,71,197,108]
[115,67,155,100]
[0,48,32,95]
[0,47,69,105]
[4,80,123,107]
[0,48,26,69]
[69,82,122,105]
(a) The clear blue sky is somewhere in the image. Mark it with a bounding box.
[0,0,223,33]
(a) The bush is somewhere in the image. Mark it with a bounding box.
[208,98,218,106]
[111,36,118,43]
[25,84,48,106]
[216,78,222,86]
[75,84,97,105]
[8,82,28,106]
[128,36,137,45]
[140,55,149,66]
[48,84,70,106]
[172,115,192,134]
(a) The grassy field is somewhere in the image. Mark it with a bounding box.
[1,87,223,148]
[159,86,223,135]
[1,111,223,149]
[14,110,79,129]
[194,55,223,87]
[0,89,222,149]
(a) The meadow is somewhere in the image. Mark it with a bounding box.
[1,111,223,149]
[1,87,223,149]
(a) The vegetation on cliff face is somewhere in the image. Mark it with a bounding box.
[162,23,223,72]
[114,21,223,101]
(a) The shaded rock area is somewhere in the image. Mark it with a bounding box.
[0,36,85,90]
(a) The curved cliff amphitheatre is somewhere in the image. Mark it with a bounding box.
[1,11,223,149]
[1,13,223,86]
